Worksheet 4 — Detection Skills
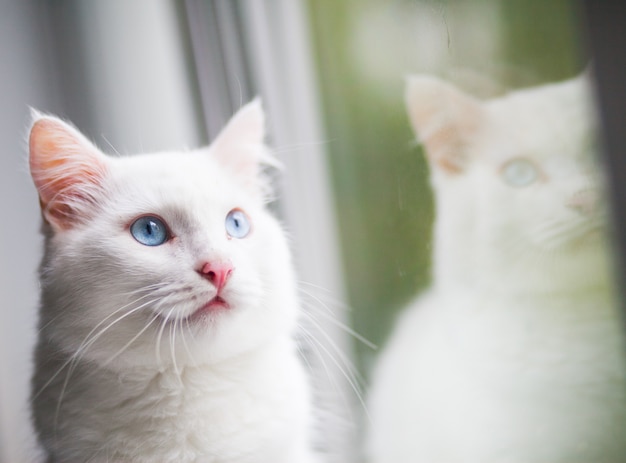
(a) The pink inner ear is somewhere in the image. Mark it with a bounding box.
[29,117,108,229]
[406,77,484,175]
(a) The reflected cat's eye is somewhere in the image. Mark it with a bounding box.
[501,158,538,188]
[225,209,251,239]
[130,216,169,246]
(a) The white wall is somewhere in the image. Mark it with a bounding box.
[0,3,58,461]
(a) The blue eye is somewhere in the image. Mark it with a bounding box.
[130,216,169,246]
[225,209,251,239]
[502,158,538,188]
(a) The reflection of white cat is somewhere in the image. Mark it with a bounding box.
[366,75,626,463]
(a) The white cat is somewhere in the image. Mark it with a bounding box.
[29,101,319,463]
[366,74,626,463]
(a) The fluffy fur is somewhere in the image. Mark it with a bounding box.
[366,74,626,463]
[29,101,318,463]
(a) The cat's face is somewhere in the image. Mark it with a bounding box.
[406,74,606,256]
[30,101,298,369]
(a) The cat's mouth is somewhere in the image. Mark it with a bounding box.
[155,295,231,325]
[190,296,230,320]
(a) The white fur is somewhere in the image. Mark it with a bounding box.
[366,75,626,463]
[30,102,319,462]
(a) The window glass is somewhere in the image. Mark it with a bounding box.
[307,0,590,371]
[307,1,626,460]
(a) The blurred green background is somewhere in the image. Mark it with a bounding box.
[305,0,586,378]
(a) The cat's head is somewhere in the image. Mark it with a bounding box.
[29,101,298,368]
[405,74,610,287]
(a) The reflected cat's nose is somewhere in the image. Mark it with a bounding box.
[197,261,233,291]
[567,189,599,216]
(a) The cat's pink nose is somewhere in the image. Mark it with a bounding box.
[198,262,233,291]
[567,189,598,216]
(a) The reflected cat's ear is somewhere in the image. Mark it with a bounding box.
[29,111,110,231]
[209,99,279,196]
[405,75,484,174]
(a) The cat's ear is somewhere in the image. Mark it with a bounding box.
[405,75,484,174]
[209,99,277,195]
[29,111,110,231]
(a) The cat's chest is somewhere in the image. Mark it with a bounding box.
[443,290,619,360]
[377,289,626,461]
[67,345,310,463]
[404,288,625,388]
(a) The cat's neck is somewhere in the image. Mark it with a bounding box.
[113,334,298,387]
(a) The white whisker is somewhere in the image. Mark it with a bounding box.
[155,306,176,369]
[32,294,157,402]
[101,313,161,367]
[297,281,347,314]
[180,317,197,366]
[71,298,158,363]
[301,309,367,392]
[300,288,377,350]
[298,326,344,402]
[170,315,183,387]
[50,297,159,433]
[119,282,168,298]
[299,323,370,421]
[155,319,166,369]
